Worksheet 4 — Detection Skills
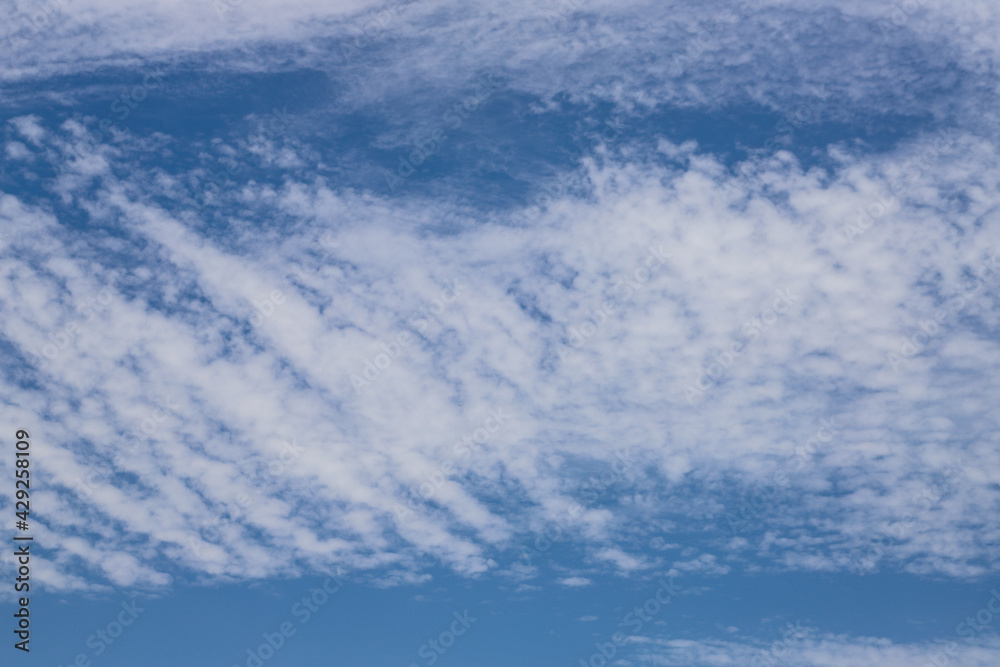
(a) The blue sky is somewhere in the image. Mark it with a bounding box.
[2,0,1000,665]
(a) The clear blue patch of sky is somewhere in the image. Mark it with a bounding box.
[25,567,997,667]
[1,66,947,234]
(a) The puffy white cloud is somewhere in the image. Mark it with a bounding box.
[558,576,594,587]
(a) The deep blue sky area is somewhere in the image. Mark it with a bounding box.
[29,570,997,667]
[0,67,941,218]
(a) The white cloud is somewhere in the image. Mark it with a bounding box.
[558,577,594,587]
[1,118,999,592]
[1,0,1000,595]
[628,632,1000,666]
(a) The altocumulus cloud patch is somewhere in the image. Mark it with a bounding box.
[1,0,1000,665]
